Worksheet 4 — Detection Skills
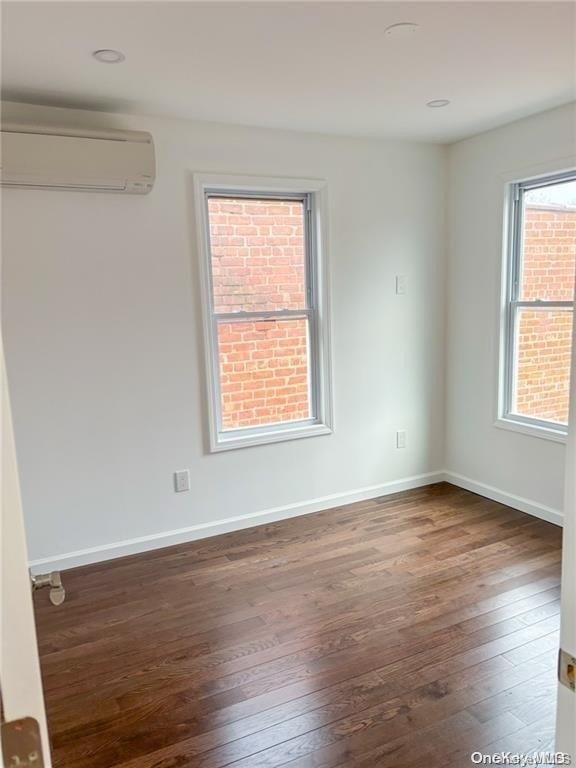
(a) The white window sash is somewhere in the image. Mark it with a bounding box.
[500,170,576,438]
[194,173,333,452]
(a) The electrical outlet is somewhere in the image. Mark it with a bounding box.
[396,430,407,449]
[174,470,190,493]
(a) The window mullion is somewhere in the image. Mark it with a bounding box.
[214,308,312,322]
[511,300,574,309]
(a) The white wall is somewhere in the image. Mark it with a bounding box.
[446,103,576,520]
[1,101,447,569]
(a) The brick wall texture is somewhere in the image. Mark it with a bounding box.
[208,198,310,429]
[208,198,576,430]
[515,206,576,424]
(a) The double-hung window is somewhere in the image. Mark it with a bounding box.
[500,170,576,440]
[194,174,333,451]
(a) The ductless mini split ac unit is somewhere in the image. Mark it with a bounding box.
[0,123,155,194]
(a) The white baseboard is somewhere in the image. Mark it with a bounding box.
[29,470,445,573]
[444,471,563,528]
[28,470,563,573]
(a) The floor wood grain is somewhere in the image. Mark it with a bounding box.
[33,482,562,767]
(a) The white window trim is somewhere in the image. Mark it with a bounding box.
[494,414,567,444]
[193,173,334,452]
[496,168,576,443]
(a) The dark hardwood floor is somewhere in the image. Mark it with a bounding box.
[33,482,563,768]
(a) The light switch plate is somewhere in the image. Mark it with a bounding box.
[174,470,190,493]
[395,275,407,295]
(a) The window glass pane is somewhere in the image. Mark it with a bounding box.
[217,318,311,430]
[208,197,307,313]
[519,180,576,301]
[513,308,572,425]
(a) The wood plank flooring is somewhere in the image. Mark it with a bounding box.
[33,482,563,768]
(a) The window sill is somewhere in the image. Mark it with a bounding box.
[494,416,567,444]
[211,421,333,452]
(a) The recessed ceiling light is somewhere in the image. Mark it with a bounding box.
[426,99,451,108]
[92,49,125,64]
[384,22,420,37]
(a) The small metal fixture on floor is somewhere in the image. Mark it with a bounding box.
[30,571,66,605]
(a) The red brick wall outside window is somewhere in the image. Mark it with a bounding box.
[514,204,576,425]
[207,197,311,430]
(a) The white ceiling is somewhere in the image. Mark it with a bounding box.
[2,1,575,143]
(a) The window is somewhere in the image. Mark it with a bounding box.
[194,174,333,451]
[500,170,576,439]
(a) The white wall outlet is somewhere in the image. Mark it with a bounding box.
[396,430,407,449]
[174,470,190,493]
[395,275,407,295]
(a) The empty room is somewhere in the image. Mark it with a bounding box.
[1,2,575,766]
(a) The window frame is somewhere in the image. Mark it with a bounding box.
[497,169,576,442]
[194,173,333,452]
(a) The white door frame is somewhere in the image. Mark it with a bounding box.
[555,307,576,757]
[1,342,51,765]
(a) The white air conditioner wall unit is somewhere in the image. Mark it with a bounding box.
[0,123,155,194]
